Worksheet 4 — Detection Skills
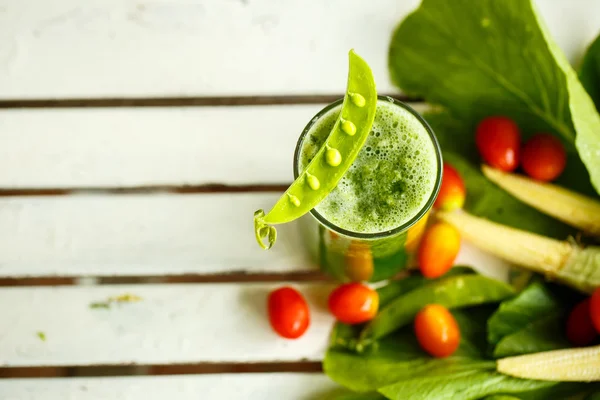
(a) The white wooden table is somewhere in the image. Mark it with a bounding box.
[0,1,598,398]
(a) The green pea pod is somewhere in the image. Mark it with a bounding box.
[253,50,377,249]
[359,275,515,347]
[377,266,476,308]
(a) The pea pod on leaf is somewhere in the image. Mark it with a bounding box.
[359,275,515,346]
[377,266,476,308]
[254,50,377,249]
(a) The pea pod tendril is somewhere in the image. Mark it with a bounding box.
[253,50,377,249]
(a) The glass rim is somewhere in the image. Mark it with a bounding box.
[293,95,443,239]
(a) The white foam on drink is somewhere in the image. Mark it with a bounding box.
[299,100,438,234]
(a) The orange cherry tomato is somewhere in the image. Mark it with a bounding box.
[566,299,597,346]
[521,134,567,182]
[268,287,310,339]
[475,117,521,172]
[414,304,460,358]
[328,283,378,324]
[418,222,461,278]
[434,163,466,211]
[590,288,600,334]
[344,242,374,282]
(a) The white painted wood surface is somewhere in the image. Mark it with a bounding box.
[1,374,341,400]
[0,1,591,398]
[0,0,598,98]
[0,190,510,278]
[0,193,313,277]
[0,249,508,367]
[0,283,334,366]
[0,105,324,188]
[0,104,429,189]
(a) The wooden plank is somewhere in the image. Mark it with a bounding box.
[0,374,341,400]
[0,0,598,99]
[0,103,424,189]
[0,193,315,278]
[0,0,415,98]
[0,105,324,188]
[0,283,335,366]
[0,191,511,278]
[0,249,508,367]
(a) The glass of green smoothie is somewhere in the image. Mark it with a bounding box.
[294,96,442,282]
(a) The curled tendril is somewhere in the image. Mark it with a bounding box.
[254,209,277,250]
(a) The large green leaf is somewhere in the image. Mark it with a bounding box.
[580,34,600,112]
[487,281,562,346]
[324,309,495,393]
[378,371,558,400]
[493,313,570,358]
[389,0,600,194]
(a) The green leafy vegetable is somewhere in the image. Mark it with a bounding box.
[360,274,514,344]
[586,391,600,400]
[580,34,600,113]
[493,314,569,358]
[378,370,557,400]
[390,0,600,194]
[325,309,495,392]
[36,331,46,342]
[487,281,561,346]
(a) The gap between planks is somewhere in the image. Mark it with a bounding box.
[0,184,289,197]
[0,271,330,287]
[0,94,417,109]
[0,362,322,379]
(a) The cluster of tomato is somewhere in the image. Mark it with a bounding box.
[267,280,460,359]
[476,116,567,181]
[267,283,378,339]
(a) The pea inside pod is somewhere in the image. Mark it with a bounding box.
[253,49,378,250]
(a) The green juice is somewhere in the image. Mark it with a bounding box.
[295,97,441,281]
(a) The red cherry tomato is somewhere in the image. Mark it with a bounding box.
[328,283,378,324]
[475,117,521,171]
[521,134,567,182]
[590,288,600,334]
[566,299,597,346]
[268,287,310,339]
[433,163,466,211]
[414,304,460,358]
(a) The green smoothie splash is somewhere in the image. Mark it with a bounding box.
[253,50,378,250]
